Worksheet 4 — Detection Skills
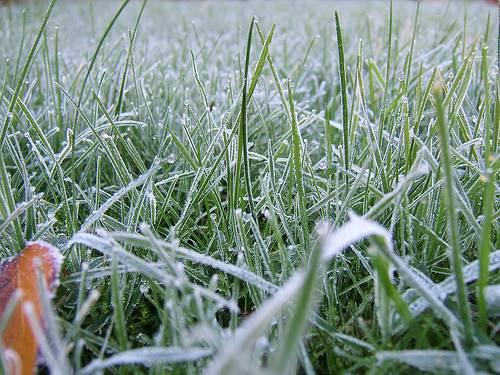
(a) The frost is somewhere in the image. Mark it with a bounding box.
[166,153,176,164]
[139,283,149,294]
[242,212,252,223]
[484,285,500,316]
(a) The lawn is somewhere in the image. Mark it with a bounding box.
[0,0,498,373]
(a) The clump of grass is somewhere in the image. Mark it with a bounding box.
[0,0,498,373]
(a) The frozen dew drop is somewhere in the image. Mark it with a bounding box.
[401,95,408,104]
[166,153,176,163]
[139,283,149,294]
[317,160,327,170]
[242,212,252,223]
[136,333,149,344]
[47,208,57,219]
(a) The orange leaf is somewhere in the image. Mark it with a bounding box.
[0,241,63,375]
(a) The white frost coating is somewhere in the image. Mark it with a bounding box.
[22,301,68,374]
[205,217,396,375]
[80,163,161,231]
[376,350,459,372]
[321,215,463,333]
[205,273,306,375]
[0,194,44,236]
[0,241,63,297]
[320,213,392,261]
[108,231,278,293]
[396,249,500,326]
[28,240,64,297]
[81,347,212,374]
[26,240,64,272]
[0,255,16,271]
[70,232,239,312]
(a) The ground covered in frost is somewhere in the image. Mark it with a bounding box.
[0,0,498,373]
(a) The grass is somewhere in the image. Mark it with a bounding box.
[0,0,499,373]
